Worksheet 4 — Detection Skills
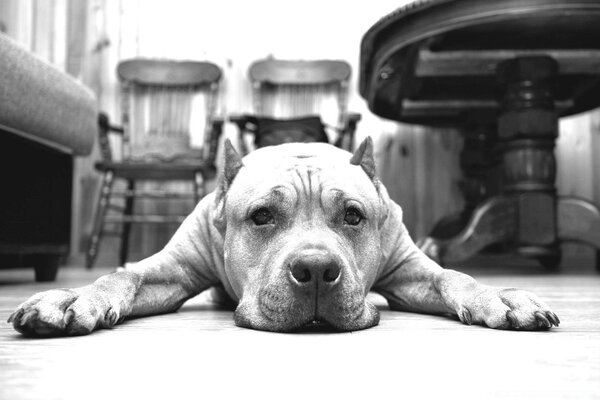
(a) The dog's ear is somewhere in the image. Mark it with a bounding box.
[223,139,244,188]
[350,137,389,227]
[349,136,376,180]
[214,139,244,233]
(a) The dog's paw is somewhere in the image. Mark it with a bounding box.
[7,288,119,337]
[457,287,560,331]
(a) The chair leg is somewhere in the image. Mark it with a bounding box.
[86,171,114,269]
[119,179,135,266]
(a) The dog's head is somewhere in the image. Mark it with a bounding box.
[213,138,387,332]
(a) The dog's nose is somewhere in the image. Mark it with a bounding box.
[289,252,341,286]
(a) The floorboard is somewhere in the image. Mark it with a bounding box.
[1,256,599,400]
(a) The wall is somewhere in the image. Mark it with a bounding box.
[1,0,599,265]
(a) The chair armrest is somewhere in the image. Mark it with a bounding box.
[98,112,124,134]
[228,114,253,131]
[334,112,361,151]
[228,114,247,124]
[344,112,362,134]
[211,116,225,125]
[97,112,124,162]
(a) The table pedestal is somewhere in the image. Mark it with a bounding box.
[420,57,600,269]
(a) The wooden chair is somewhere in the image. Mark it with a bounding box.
[230,58,361,154]
[86,59,224,268]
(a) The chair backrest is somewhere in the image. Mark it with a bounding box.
[248,58,352,141]
[117,59,222,163]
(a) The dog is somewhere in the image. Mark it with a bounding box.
[8,138,559,336]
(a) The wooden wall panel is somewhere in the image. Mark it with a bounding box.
[65,0,88,77]
[0,0,33,48]
[556,110,600,258]
[31,0,54,62]
[376,126,464,240]
[592,112,600,206]
[557,113,594,199]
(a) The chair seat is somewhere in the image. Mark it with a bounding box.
[95,161,217,181]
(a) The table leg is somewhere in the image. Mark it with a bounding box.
[421,196,517,264]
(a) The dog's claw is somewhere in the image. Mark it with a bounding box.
[105,309,118,328]
[553,312,560,326]
[7,309,21,324]
[19,310,38,326]
[506,310,519,329]
[546,312,560,327]
[63,309,75,327]
[534,311,551,329]
[459,308,472,325]
[9,308,25,324]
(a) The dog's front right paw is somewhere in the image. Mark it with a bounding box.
[7,288,119,337]
[456,287,560,331]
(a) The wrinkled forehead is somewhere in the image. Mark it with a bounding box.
[229,143,378,201]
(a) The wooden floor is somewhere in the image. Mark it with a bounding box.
[1,255,599,400]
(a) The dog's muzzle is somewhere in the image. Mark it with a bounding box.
[235,247,380,332]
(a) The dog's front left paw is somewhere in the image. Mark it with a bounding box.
[457,287,560,331]
[7,288,119,337]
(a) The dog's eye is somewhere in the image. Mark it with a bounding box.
[251,208,274,226]
[344,207,363,226]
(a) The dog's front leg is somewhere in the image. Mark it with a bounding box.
[8,202,220,337]
[376,245,560,330]
[7,252,208,337]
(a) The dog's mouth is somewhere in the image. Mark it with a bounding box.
[297,319,336,332]
[234,288,380,333]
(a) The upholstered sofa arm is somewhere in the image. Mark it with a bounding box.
[0,33,96,155]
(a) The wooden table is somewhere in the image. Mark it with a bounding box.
[359,0,600,269]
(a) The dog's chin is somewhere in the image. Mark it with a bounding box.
[321,300,380,332]
[233,297,380,333]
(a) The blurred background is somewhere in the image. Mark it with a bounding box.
[0,0,598,266]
